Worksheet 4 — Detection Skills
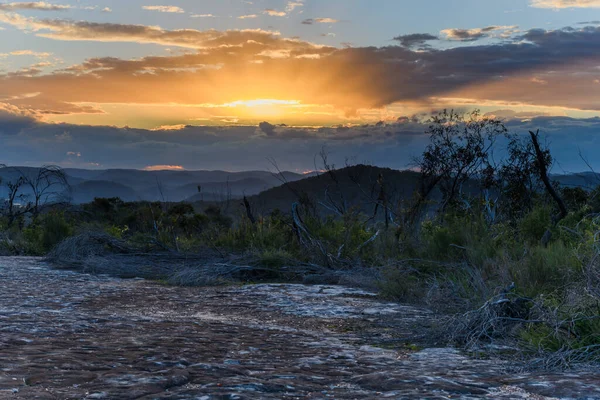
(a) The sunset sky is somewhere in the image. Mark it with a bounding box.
[2,0,600,171]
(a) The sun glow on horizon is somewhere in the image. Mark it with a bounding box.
[143,165,185,171]
[220,99,304,119]
[221,99,302,107]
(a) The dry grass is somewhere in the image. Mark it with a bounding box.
[46,232,362,286]
[450,288,532,351]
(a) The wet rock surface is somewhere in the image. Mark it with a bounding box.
[0,257,599,399]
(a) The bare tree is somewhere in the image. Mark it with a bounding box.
[317,148,348,216]
[2,165,71,222]
[242,195,256,224]
[20,165,71,217]
[267,157,316,215]
[3,176,31,226]
[529,130,567,220]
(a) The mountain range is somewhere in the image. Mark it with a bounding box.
[0,167,309,204]
[0,166,598,208]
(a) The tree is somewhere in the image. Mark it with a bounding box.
[21,165,71,216]
[416,110,561,223]
[529,130,567,220]
[496,130,556,219]
[4,176,31,226]
[1,165,71,223]
[417,109,508,211]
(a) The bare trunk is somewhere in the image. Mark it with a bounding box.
[529,130,567,247]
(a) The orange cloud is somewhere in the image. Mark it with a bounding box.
[143,165,185,171]
[1,15,600,127]
[263,9,286,17]
[530,0,600,8]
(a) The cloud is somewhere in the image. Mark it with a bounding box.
[0,105,428,170]
[0,103,38,134]
[531,0,600,8]
[258,121,277,136]
[6,49,51,57]
[2,16,600,119]
[263,9,286,16]
[0,105,598,172]
[191,14,215,18]
[0,2,70,11]
[302,17,339,25]
[286,1,303,12]
[0,13,308,50]
[441,26,518,41]
[143,165,185,171]
[393,33,438,48]
[142,5,185,13]
[238,14,257,19]
[315,18,338,23]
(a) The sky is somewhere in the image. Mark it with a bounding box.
[1,0,600,172]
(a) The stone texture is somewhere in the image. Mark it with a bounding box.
[0,257,598,399]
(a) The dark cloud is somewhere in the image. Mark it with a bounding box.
[259,121,277,136]
[393,33,438,48]
[441,26,516,41]
[0,107,599,171]
[0,108,428,169]
[0,104,38,134]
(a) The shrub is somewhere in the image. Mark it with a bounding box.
[22,212,74,254]
[378,267,423,302]
[256,249,294,269]
[512,242,579,297]
[41,212,73,252]
[519,206,552,244]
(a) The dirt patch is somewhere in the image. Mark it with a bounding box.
[0,257,599,399]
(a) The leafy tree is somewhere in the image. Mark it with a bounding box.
[417,109,508,211]
[416,110,560,222]
[497,134,551,217]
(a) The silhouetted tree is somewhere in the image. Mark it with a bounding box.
[1,165,71,224]
[4,176,31,226]
[20,165,71,216]
[416,109,508,211]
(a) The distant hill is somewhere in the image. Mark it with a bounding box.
[224,166,600,218]
[552,172,600,190]
[71,181,140,204]
[0,167,308,204]
[0,166,597,207]
[242,165,424,217]
[184,178,273,202]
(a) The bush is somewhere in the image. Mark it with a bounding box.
[22,212,74,255]
[256,249,294,269]
[378,266,423,302]
[512,242,579,297]
[519,206,552,244]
